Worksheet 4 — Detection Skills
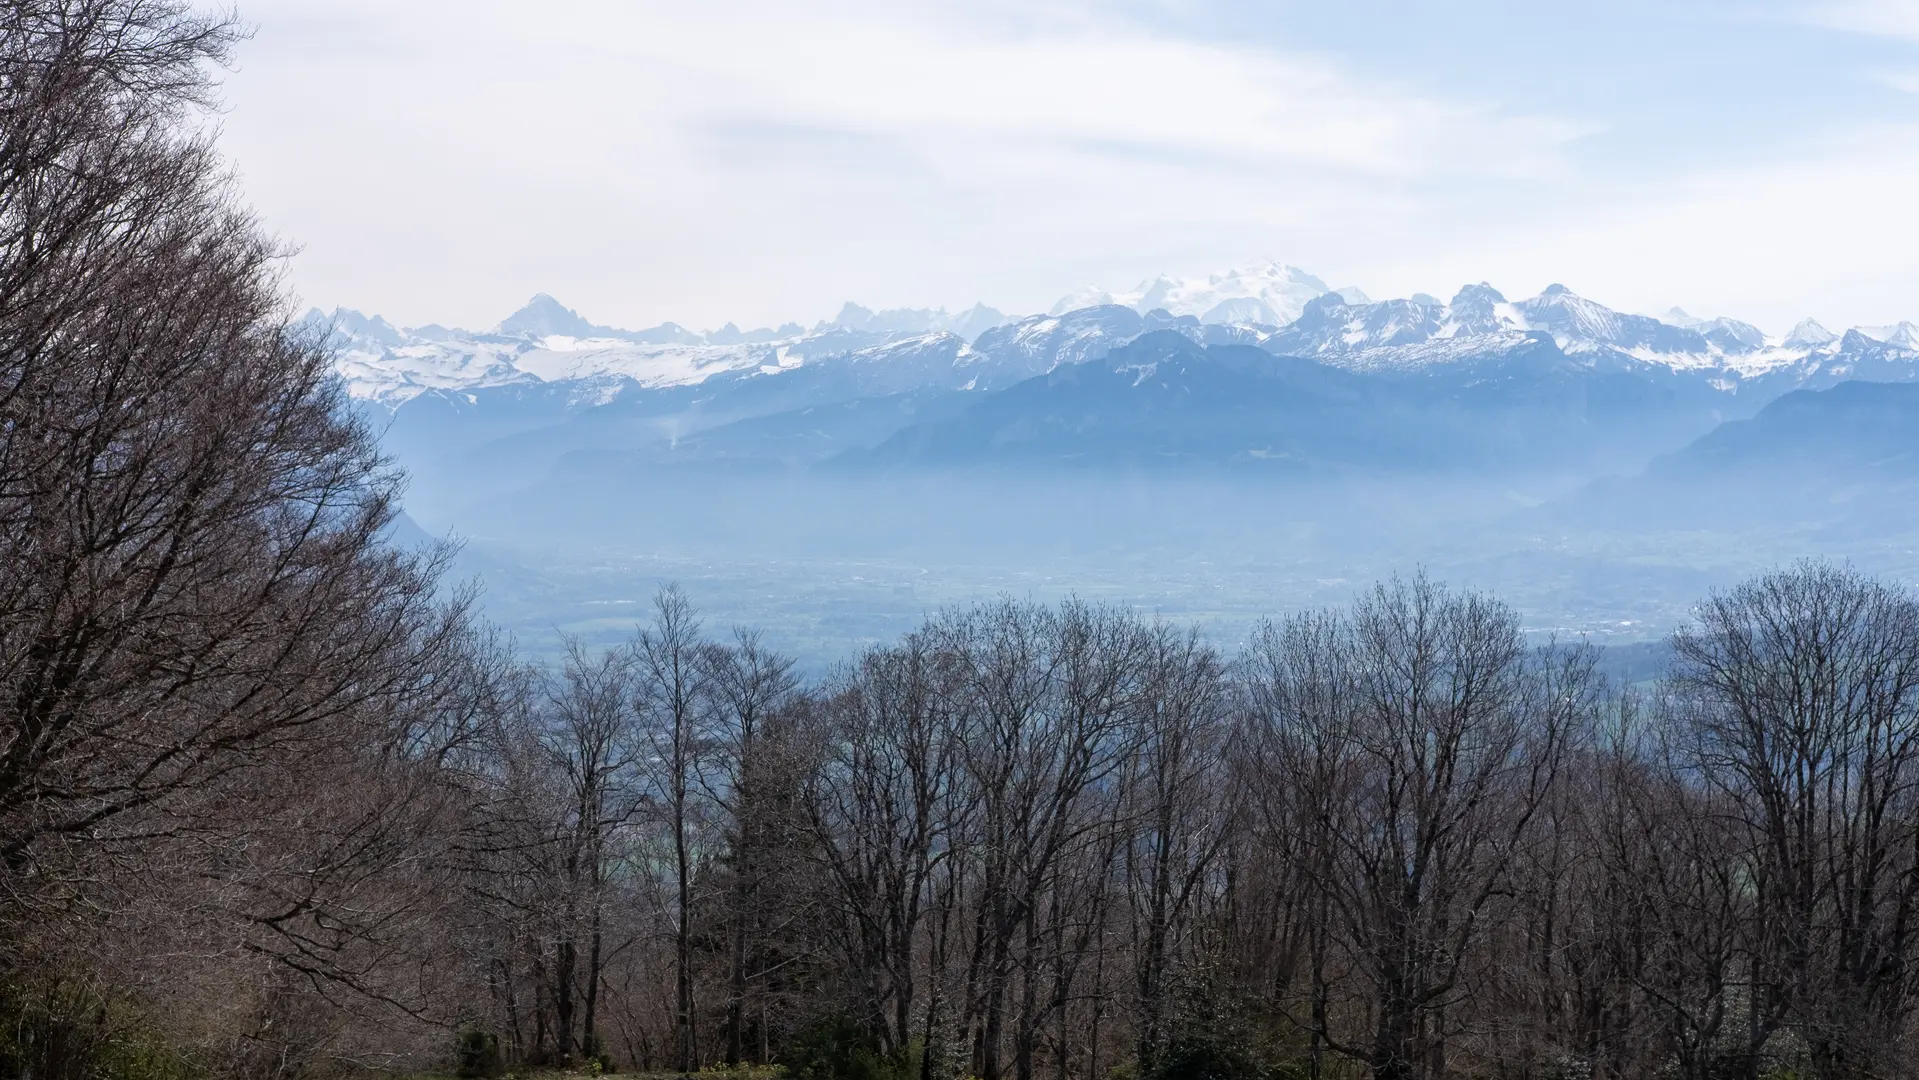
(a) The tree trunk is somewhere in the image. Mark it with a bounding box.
[677,791,698,1074]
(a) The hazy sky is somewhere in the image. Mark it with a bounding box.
[219,0,1919,334]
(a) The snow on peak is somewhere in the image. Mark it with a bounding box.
[1248,284,1919,381]
[1049,285,1117,316]
[1050,261,1333,325]
[1785,318,1838,348]
[327,276,1919,408]
[831,301,1010,341]
[328,291,1013,406]
[302,307,404,348]
[1441,283,1518,336]
[1256,282,1807,375]
[1201,297,1281,325]
[1858,321,1919,350]
[1514,285,1716,358]
[1266,287,1519,369]
[1658,308,1766,351]
[498,294,598,338]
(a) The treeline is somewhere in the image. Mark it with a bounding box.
[430,571,1919,1080]
[11,5,1919,1080]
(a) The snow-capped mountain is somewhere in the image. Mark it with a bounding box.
[320,270,1919,414]
[1860,321,1919,350]
[1785,319,1838,348]
[315,299,845,405]
[1048,261,1348,325]
[1662,308,1768,352]
[828,301,1009,340]
[314,295,1021,406]
[1260,283,1919,387]
[319,316,786,406]
[972,306,1162,380]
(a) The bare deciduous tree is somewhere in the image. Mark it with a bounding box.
[633,584,716,1074]
[1670,562,1919,1079]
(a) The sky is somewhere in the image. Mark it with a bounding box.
[218,0,1919,335]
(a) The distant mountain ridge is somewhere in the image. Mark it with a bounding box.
[323,262,1919,531]
[318,263,1919,409]
[1544,380,1919,533]
[834,328,1735,476]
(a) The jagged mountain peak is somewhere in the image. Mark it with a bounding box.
[1658,307,1766,350]
[1860,320,1919,350]
[324,268,1919,411]
[1447,282,1509,312]
[1258,280,1780,373]
[1515,285,1713,357]
[301,306,406,348]
[1785,318,1838,348]
[1701,317,1767,353]
[498,293,599,338]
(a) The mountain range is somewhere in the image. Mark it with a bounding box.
[323,264,1916,411]
[320,262,1919,542]
[316,261,1919,663]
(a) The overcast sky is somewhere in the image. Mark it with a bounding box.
[219,0,1919,334]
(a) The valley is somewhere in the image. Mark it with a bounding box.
[339,264,1919,662]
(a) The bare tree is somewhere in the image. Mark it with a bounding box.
[1240,606,1357,1080]
[1124,624,1233,1071]
[702,628,803,1065]
[948,600,1149,1080]
[0,9,538,1076]
[806,623,978,1070]
[1244,575,1597,1080]
[1669,561,1919,1079]
[632,584,715,1075]
[0,0,482,894]
[1599,700,1749,1080]
[537,638,648,1061]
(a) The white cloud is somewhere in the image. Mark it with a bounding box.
[1803,0,1919,40]
[216,0,1919,335]
[646,10,1578,179]
[217,0,1579,330]
[1371,123,1919,332]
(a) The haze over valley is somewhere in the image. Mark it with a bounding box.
[333,263,1919,664]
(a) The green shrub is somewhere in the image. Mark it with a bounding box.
[0,979,197,1080]
[454,1028,505,1079]
[696,1064,787,1080]
[1143,1035,1266,1080]
[781,1015,908,1080]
